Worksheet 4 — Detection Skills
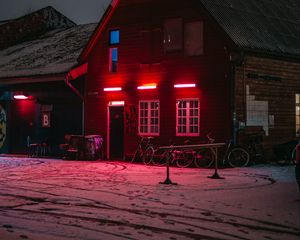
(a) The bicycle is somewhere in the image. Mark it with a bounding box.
[143,139,196,168]
[146,135,215,168]
[244,133,264,163]
[193,138,250,168]
[131,137,155,164]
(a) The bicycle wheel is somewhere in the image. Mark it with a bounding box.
[176,150,193,168]
[227,147,250,167]
[152,148,168,166]
[194,149,214,168]
[142,146,154,165]
[131,149,141,162]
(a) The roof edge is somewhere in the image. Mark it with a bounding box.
[78,0,120,63]
[0,73,67,85]
[237,47,300,63]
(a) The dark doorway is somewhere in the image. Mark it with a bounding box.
[109,106,124,159]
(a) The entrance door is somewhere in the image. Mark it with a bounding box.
[109,106,124,159]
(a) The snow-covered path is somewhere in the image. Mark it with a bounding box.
[0,157,299,240]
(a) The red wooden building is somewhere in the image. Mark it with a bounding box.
[79,0,300,159]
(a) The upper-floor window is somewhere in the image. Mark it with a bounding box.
[176,99,200,136]
[163,18,183,52]
[140,29,162,64]
[109,30,120,45]
[296,94,300,137]
[139,100,160,136]
[109,29,120,72]
[184,21,203,56]
[109,48,118,72]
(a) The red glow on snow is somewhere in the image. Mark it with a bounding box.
[104,87,122,92]
[174,83,196,88]
[137,84,157,90]
[14,95,29,100]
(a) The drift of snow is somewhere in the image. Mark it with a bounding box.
[0,157,299,240]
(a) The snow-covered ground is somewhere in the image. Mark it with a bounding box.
[0,157,299,240]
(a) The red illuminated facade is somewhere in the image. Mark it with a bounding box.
[81,0,231,159]
[80,0,300,159]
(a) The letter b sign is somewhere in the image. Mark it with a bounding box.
[42,112,51,128]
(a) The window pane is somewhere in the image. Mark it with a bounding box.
[164,18,182,52]
[139,101,159,135]
[109,48,118,72]
[184,21,203,56]
[176,99,200,136]
[111,48,118,61]
[109,30,120,45]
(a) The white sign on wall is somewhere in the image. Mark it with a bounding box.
[42,112,51,128]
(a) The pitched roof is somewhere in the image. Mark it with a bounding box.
[0,23,96,80]
[0,6,76,50]
[199,0,300,58]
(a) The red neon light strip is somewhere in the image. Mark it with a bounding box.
[14,95,29,100]
[174,84,196,88]
[137,85,157,90]
[104,87,122,92]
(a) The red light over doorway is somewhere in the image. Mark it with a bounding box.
[13,95,29,100]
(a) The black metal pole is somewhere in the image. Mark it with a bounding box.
[160,151,177,185]
[208,148,225,179]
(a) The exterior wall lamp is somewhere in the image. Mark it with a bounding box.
[174,84,196,88]
[13,94,29,100]
[104,87,122,92]
[137,84,157,90]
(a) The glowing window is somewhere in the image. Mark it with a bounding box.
[109,30,120,45]
[296,94,300,137]
[109,48,118,72]
[139,100,160,136]
[176,99,200,136]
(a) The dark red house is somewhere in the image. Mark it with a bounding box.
[80,0,300,159]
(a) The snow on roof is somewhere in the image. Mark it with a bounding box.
[0,23,96,79]
[199,0,300,57]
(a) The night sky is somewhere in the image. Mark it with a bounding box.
[0,0,110,24]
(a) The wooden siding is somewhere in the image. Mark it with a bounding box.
[235,55,300,154]
[85,0,233,158]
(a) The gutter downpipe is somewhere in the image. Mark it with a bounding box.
[65,73,85,135]
[229,60,237,145]
[230,51,244,145]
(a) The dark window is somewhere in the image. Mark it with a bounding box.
[109,30,120,45]
[140,29,162,64]
[184,21,203,56]
[140,30,151,63]
[163,18,183,52]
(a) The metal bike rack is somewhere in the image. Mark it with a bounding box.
[159,143,226,184]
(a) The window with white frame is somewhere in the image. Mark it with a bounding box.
[296,94,300,137]
[139,100,160,135]
[176,99,200,136]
